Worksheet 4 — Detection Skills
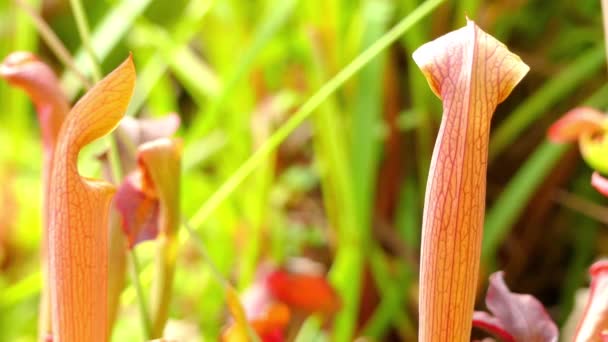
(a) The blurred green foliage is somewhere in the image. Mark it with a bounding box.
[1,0,608,341]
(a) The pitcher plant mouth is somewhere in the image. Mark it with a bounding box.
[413,19,528,342]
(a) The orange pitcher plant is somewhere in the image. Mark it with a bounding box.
[413,19,528,341]
[47,56,135,342]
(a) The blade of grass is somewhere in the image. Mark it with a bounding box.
[482,83,608,263]
[602,0,608,70]
[329,1,393,340]
[125,0,214,117]
[483,142,569,261]
[2,0,40,156]
[362,248,414,339]
[145,70,178,116]
[131,22,220,104]
[395,174,421,248]
[128,249,153,339]
[489,45,605,160]
[400,0,434,189]
[294,316,326,342]
[186,3,444,340]
[556,180,601,323]
[306,33,357,342]
[186,0,298,139]
[350,0,391,241]
[69,0,102,82]
[238,92,299,288]
[61,0,153,99]
[182,218,260,342]
[187,4,446,338]
[188,0,445,230]
[554,190,608,224]
[125,54,168,117]
[0,271,41,310]
[15,0,92,89]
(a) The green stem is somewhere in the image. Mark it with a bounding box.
[149,234,177,338]
[182,219,260,342]
[108,128,152,339]
[69,0,102,82]
[188,0,445,229]
[129,249,153,340]
[107,135,123,183]
[602,0,608,71]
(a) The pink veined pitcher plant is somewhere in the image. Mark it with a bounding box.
[413,19,528,341]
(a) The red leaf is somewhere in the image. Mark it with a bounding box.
[266,269,340,315]
[473,271,558,342]
[114,172,160,248]
[547,107,605,143]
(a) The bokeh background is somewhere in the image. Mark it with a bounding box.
[1,0,607,340]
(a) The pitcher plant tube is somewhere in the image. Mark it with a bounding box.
[413,19,529,342]
[47,55,135,342]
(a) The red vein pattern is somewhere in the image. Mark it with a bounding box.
[413,20,528,342]
[47,56,135,342]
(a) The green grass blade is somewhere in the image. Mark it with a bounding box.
[60,0,153,99]
[126,0,214,117]
[186,0,298,139]
[557,178,600,323]
[350,0,392,234]
[400,0,434,191]
[331,1,393,340]
[362,249,414,339]
[294,316,326,342]
[69,0,102,81]
[188,0,445,230]
[2,0,40,155]
[482,142,568,261]
[131,20,220,105]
